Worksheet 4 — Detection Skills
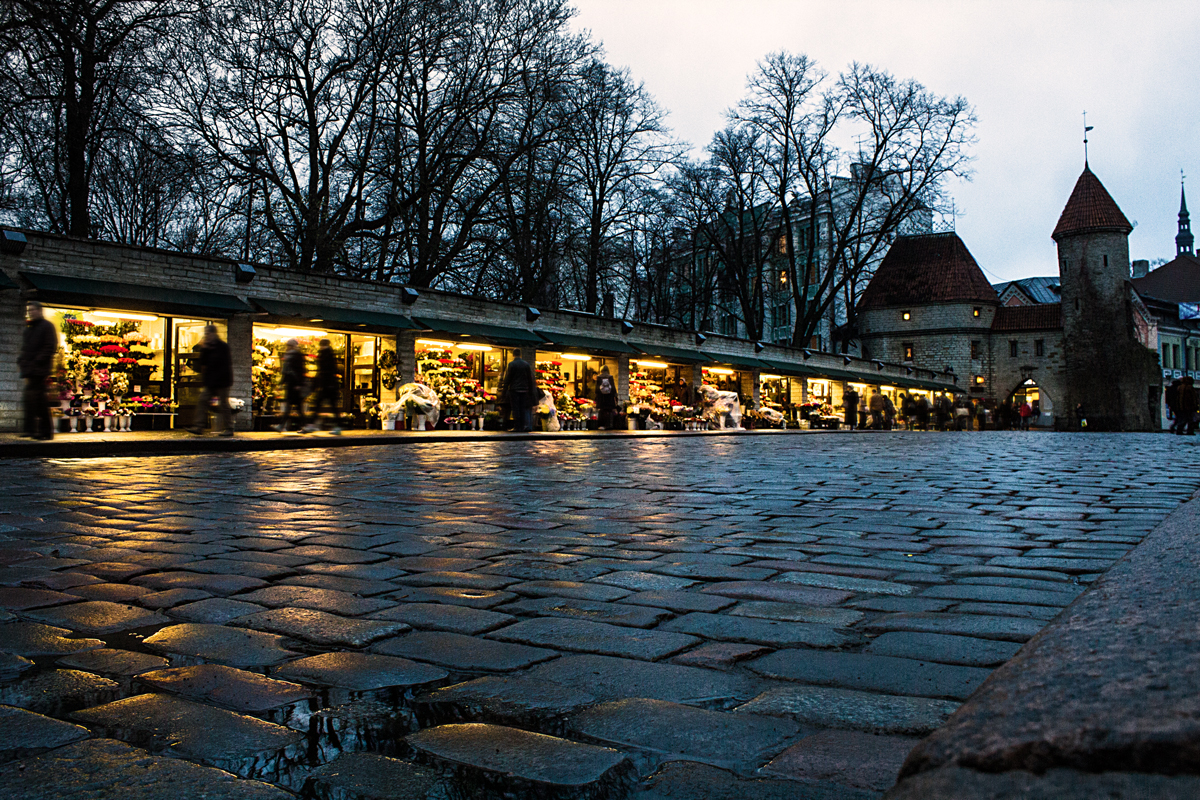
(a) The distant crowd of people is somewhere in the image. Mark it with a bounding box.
[840,388,1048,432]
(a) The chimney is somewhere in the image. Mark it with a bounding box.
[1131,259,1149,278]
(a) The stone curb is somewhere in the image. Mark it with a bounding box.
[885,488,1200,798]
[0,427,845,460]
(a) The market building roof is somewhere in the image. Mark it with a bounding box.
[993,276,1061,306]
[1131,253,1200,303]
[1051,165,1133,240]
[858,232,998,310]
[991,303,1063,332]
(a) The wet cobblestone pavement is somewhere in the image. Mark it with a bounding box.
[0,432,1195,799]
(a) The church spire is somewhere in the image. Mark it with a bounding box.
[1179,174,1194,257]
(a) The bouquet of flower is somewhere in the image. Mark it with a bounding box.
[228,397,246,412]
[110,373,130,396]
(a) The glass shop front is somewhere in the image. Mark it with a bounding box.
[251,324,382,429]
[45,305,227,432]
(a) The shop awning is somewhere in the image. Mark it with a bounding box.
[21,272,252,317]
[253,298,417,332]
[629,342,709,364]
[704,353,771,370]
[535,330,638,354]
[0,272,17,289]
[414,317,542,347]
[759,359,820,377]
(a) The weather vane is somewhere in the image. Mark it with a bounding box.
[1083,111,1093,163]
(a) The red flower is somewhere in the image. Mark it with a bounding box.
[117,358,137,364]
[80,349,100,357]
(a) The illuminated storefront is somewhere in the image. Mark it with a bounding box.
[21,273,250,432]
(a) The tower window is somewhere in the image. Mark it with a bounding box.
[1009,340,1018,358]
[903,343,914,361]
[1035,339,1045,357]
[974,375,985,385]
[1103,255,1108,267]
[970,340,980,360]
[902,311,911,321]
[973,307,981,318]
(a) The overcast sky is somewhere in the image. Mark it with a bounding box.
[570,0,1198,283]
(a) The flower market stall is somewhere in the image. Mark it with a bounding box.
[413,341,505,430]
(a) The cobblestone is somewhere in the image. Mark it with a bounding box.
[0,433,1195,797]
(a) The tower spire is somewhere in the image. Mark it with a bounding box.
[1083,111,1093,166]
[1179,171,1194,257]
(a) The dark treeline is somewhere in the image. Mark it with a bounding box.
[0,0,974,345]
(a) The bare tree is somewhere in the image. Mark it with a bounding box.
[727,53,975,349]
[559,59,681,313]
[370,0,582,288]
[0,0,199,237]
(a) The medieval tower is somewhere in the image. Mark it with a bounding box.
[1052,164,1158,430]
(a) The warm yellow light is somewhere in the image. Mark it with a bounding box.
[902,312,911,320]
[760,374,783,380]
[705,367,735,375]
[633,360,669,369]
[974,376,985,384]
[416,339,456,348]
[559,353,592,361]
[882,385,896,391]
[273,327,326,338]
[849,382,868,389]
[91,310,158,322]
[458,343,493,351]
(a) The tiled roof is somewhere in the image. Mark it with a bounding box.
[1131,254,1200,303]
[991,303,1063,331]
[1052,165,1132,240]
[859,232,998,310]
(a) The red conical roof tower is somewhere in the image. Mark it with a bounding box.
[1051,165,1132,241]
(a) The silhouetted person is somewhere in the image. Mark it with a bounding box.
[595,365,617,430]
[501,356,539,433]
[273,338,308,432]
[305,338,342,435]
[187,324,233,437]
[19,301,58,440]
[843,388,859,429]
[1176,377,1197,435]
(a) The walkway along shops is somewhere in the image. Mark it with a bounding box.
[0,231,958,433]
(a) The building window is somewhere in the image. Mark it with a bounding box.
[902,311,911,321]
[903,343,914,361]
[973,307,981,318]
[974,375,985,385]
[1035,339,1045,357]
[720,314,738,337]
[1009,340,1018,358]
[970,340,980,360]
[1103,255,1108,267]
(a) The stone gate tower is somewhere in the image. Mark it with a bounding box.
[1052,164,1158,430]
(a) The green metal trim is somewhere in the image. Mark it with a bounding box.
[254,298,416,331]
[535,330,638,354]
[21,272,252,317]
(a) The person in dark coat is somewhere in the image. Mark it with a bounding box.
[273,338,308,432]
[1166,378,1182,433]
[1176,377,1197,435]
[594,365,617,430]
[842,388,859,430]
[187,324,234,436]
[18,301,58,440]
[501,356,539,433]
[304,338,342,434]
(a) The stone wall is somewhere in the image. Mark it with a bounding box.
[988,330,1067,425]
[860,302,996,394]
